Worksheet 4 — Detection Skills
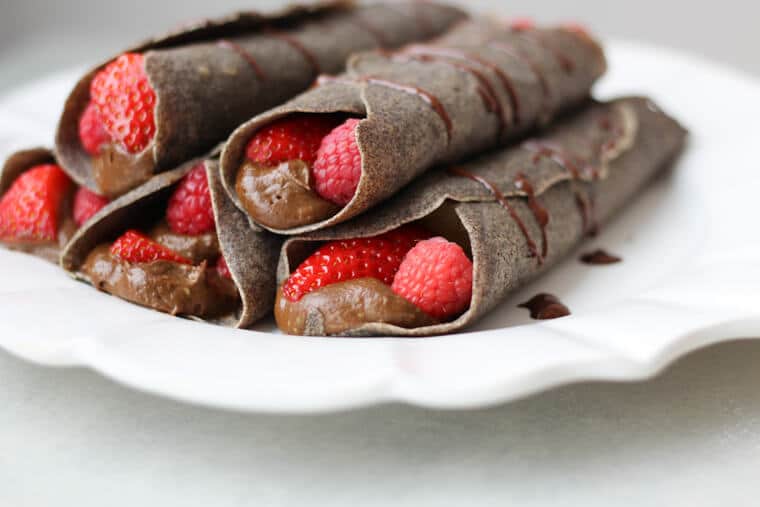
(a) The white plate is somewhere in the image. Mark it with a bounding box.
[0,40,759,413]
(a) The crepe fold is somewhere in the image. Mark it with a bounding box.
[220,19,607,234]
[60,154,282,328]
[55,1,467,198]
[275,97,688,336]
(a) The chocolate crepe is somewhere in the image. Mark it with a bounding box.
[220,19,607,234]
[60,154,281,327]
[275,97,688,336]
[56,1,467,197]
[0,148,76,263]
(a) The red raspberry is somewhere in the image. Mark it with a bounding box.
[281,225,429,302]
[0,164,72,242]
[110,229,191,265]
[216,255,232,279]
[312,118,362,205]
[90,53,156,154]
[391,237,473,320]
[73,187,109,227]
[166,163,215,235]
[78,101,111,155]
[246,115,340,167]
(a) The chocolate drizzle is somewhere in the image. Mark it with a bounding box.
[518,293,570,320]
[266,30,321,76]
[448,166,543,263]
[517,30,575,74]
[488,41,551,117]
[401,46,521,127]
[580,249,621,265]
[366,78,453,142]
[514,172,549,259]
[217,39,266,81]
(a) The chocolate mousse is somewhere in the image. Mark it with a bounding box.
[82,244,238,318]
[236,159,339,230]
[92,143,155,198]
[275,277,436,336]
[149,221,220,264]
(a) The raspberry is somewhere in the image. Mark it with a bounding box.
[166,163,215,235]
[78,101,111,155]
[90,53,156,154]
[110,229,191,265]
[73,187,109,227]
[510,18,536,31]
[391,237,473,320]
[0,164,72,242]
[281,225,429,302]
[245,115,340,167]
[312,118,362,205]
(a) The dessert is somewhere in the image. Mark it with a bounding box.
[61,156,281,326]
[0,148,109,262]
[274,97,687,336]
[55,1,467,198]
[221,18,607,233]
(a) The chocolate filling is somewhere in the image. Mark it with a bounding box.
[275,277,436,336]
[82,244,238,318]
[92,143,155,198]
[236,159,339,230]
[148,220,220,264]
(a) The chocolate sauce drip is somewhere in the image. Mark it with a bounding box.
[580,249,621,265]
[403,46,521,126]
[395,51,505,129]
[266,30,320,76]
[487,41,549,119]
[517,30,575,74]
[518,293,570,320]
[366,78,453,142]
[449,166,543,264]
[351,16,389,48]
[217,39,266,81]
[514,172,549,258]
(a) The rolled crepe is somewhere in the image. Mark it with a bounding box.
[0,148,77,263]
[275,97,688,336]
[221,19,607,234]
[60,154,281,327]
[55,0,467,198]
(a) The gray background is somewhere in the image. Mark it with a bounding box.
[1,1,760,506]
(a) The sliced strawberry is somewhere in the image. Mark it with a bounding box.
[245,115,341,167]
[110,229,191,264]
[73,187,109,227]
[90,53,156,154]
[281,225,430,302]
[216,255,232,279]
[0,164,72,242]
[166,163,215,235]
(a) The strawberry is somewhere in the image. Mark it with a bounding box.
[90,52,156,154]
[78,101,111,155]
[391,237,473,320]
[312,118,362,205]
[0,164,71,242]
[216,255,232,279]
[166,163,215,235]
[281,225,429,302]
[245,115,340,167]
[110,229,191,265]
[73,187,109,227]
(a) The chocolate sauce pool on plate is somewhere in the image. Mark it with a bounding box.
[518,293,571,320]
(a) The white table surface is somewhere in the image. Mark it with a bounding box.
[2,1,760,505]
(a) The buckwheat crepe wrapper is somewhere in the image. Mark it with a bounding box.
[56,1,467,198]
[276,97,688,336]
[61,155,282,328]
[221,20,607,234]
[1,147,75,263]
